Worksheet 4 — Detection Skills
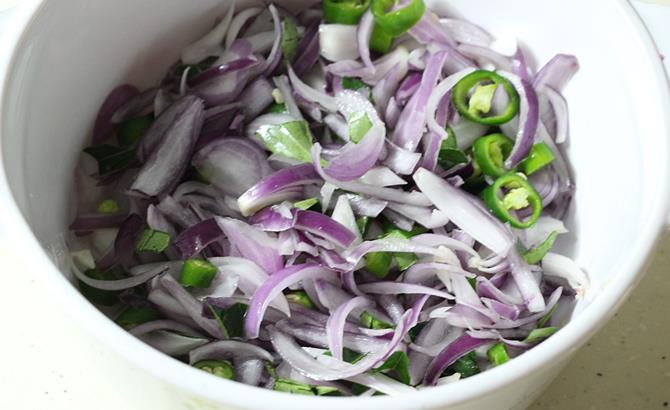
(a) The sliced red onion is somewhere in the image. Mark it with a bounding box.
[70,254,167,291]
[181,3,235,64]
[138,330,210,357]
[476,277,523,306]
[189,340,274,364]
[92,84,139,144]
[327,296,373,360]
[425,69,476,143]
[270,310,415,381]
[377,295,405,325]
[129,319,204,338]
[246,264,336,339]
[312,144,431,206]
[357,10,375,72]
[288,65,338,112]
[157,195,200,228]
[457,44,512,71]
[542,252,589,291]
[482,298,521,321]
[391,50,447,152]
[216,217,283,274]
[294,210,357,249]
[373,63,409,123]
[326,46,409,85]
[160,275,225,339]
[413,168,513,256]
[246,112,297,142]
[386,203,449,229]
[193,138,272,197]
[238,164,320,216]
[113,213,144,268]
[344,193,388,218]
[359,166,407,187]
[225,7,263,48]
[130,96,204,198]
[239,78,274,119]
[69,213,128,232]
[276,321,386,352]
[513,47,532,82]
[260,4,283,76]
[403,262,471,285]
[381,208,414,231]
[358,282,454,300]
[293,23,321,76]
[111,87,157,124]
[384,97,401,129]
[331,195,363,245]
[409,11,457,47]
[319,24,360,62]
[395,72,422,105]
[193,57,265,106]
[423,333,495,386]
[147,204,177,239]
[494,72,539,169]
[383,142,422,175]
[273,75,304,120]
[345,237,456,268]
[153,88,174,116]
[173,218,224,258]
[508,250,546,313]
[538,85,570,144]
[439,18,494,47]
[533,54,579,92]
[322,90,386,181]
[249,204,297,232]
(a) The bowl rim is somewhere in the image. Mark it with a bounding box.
[1,0,669,408]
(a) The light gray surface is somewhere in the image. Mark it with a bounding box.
[532,233,670,409]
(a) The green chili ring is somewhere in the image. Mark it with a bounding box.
[452,70,520,126]
[371,0,425,37]
[323,0,371,25]
[482,173,543,229]
[472,133,515,177]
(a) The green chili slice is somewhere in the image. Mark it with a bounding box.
[360,310,394,329]
[520,142,555,175]
[472,133,515,177]
[286,290,316,309]
[118,114,152,147]
[371,0,425,37]
[482,173,542,229]
[180,258,218,288]
[116,306,161,330]
[135,229,171,253]
[97,199,120,214]
[452,70,520,126]
[323,0,370,25]
[487,343,510,366]
[193,360,234,379]
[369,23,394,54]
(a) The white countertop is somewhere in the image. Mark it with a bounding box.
[0,1,669,409]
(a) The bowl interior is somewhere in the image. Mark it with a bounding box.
[1,0,669,408]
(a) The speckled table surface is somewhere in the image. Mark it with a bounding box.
[0,1,669,410]
[531,234,670,409]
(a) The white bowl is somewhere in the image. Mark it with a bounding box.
[1,0,669,409]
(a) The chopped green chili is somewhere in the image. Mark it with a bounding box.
[342,77,368,91]
[482,173,543,229]
[487,343,510,366]
[256,120,314,164]
[293,197,320,211]
[348,112,373,143]
[281,19,299,61]
[180,259,218,288]
[83,144,137,176]
[97,199,120,214]
[135,229,171,253]
[323,0,370,25]
[360,310,394,330]
[115,306,161,330]
[274,379,341,396]
[372,351,410,384]
[371,0,425,37]
[524,327,558,343]
[118,114,152,147]
[448,352,480,378]
[79,266,127,306]
[266,102,288,114]
[472,133,515,177]
[522,231,559,265]
[452,70,520,126]
[369,24,394,54]
[193,360,234,380]
[356,216,371,236]
[286,290,316,309]
[520,142,555,175]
